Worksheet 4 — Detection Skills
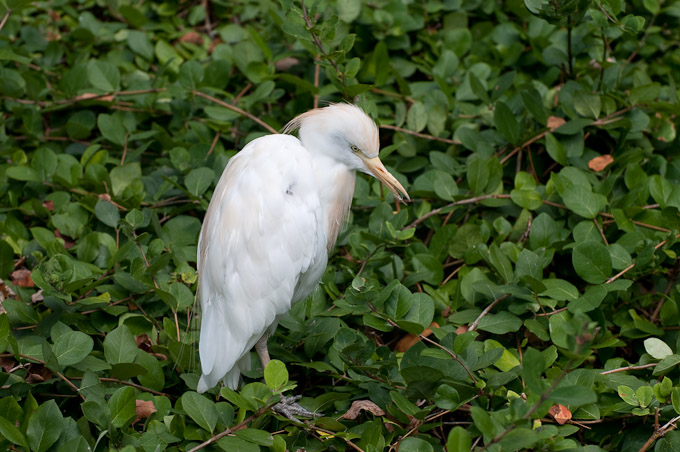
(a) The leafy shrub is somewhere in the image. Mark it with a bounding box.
[1,0,680,451]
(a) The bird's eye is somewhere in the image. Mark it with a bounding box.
[350,145,360,153]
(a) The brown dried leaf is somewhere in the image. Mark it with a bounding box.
[456,325,469,335]
[31,289,44,304]
[10,269,34,288]
[136,334,153,351]
[588,155,614,172]
[136,399,157,419]
[342,400,386,420]
[25,363,53,383]
[394,322,440,353]
[42,200,54,211]
[547,115,566,131]
[0,356,15,372]
[54,230,75,249]
[275,57,300,71]
[548,404,572,425]
[208,37,223,54]
[0,278,15,315]
[179,31,203,45]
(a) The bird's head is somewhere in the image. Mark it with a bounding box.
[283,103,410,203]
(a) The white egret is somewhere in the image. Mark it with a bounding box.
[195,104,409,412]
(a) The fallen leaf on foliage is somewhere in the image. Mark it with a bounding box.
[54,230,75,249]
[275,57,300,71]
[31,289,44,304]
[0,356,14,372]
[208,37,223,53]
[42,200,54,211]
[26,363,53,383]
[548,404,572,425]
[0,278,15,299]
[342,400,386,419]
[179,31,203,45]
[441,306,451,318]
[456,325,469,334]
[136,400,157,419]
[136,334,153,351]
[395,322,440,352]
[10,269,34,287]
[588,155,614,171]
[547,115,566,131]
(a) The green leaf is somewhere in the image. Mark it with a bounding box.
[407,101,427,133]
[573,91,601,119]
[179,60,204,90]
[573,241,612,284]
[97,113,127,146]
[0,416,29,449]
[185,167,215,197]
[446,426,471,451]
[432,170,458,201]
[494,101,520,145]
[52,331,94,367]
[467,155,490,195]
[477,312,522,334]
[644,338,673,359]
[109,386,136,428]
[88,60,120,92]
[94,199,120,228]
[103,324,138,365]
[181,391,218,432]
[541,279,579,301]
[26,400,64,452]
[550,385,597,408]
[264,359,289,391]
[561,185,607,219]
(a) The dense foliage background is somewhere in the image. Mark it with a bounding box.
[1,0,680,450]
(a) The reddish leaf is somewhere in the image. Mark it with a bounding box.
[588,155,614,172]
[548,404,572,425]
[395,322,439,352]
[10,269,34,288]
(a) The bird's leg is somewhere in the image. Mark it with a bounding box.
[255,335,318,421]
[255,335,271,370]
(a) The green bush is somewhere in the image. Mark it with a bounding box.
[1,0,680,450]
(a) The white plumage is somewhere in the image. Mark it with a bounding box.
[196,104,408,393]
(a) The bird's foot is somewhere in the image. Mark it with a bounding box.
[272,395,318,422]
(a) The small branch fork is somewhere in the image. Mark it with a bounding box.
[639,411,680,452]
[300,0,344,84]
[367,304,479,386]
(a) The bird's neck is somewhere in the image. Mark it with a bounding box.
[312,155,356,252]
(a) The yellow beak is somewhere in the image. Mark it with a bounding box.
[360,156,410,203]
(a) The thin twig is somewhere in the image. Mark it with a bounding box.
[8,354,85,400]
[193,90,277,134]
[639,414,680,452]
[600,363,657,375]
[419,335,478,384]
[301,0,344,84]
[404,194,511,230]
[187,406,273,452]
[468,294,509,332]
[0,9,11,32]
[593,218,608,245]
[535,306,569,317]
[207,131,221,156]
[379,124,460,145]
[370,87,416,104]
[313,54,320,109]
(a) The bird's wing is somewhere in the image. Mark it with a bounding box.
[196,134,326,391]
